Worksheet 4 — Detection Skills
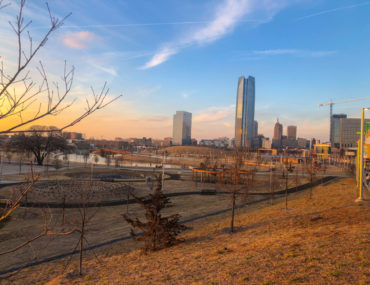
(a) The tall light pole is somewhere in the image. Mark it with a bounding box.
[357,108,367,202]
[0,153,2,182]
[161,152,166,191]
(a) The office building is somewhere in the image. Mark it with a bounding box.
[283,125,297,148]
[262,137,271,149]
[253,120,258,137]
[297,137,309,149]
[331,114,347,148]
[287,126,297,139]
[332,116,370,148]
[235,76,255,148]
[172,111,192,145]
[251,120,259,148]
[310,138,317,149]
[330,113,348,146]
[272,119,283,149]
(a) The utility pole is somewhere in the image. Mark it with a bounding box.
[0,153,2,182]
[269,157,273,205]
[357,108,366,202]
[161,152,165,191]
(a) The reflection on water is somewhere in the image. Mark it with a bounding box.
[55,153,183,169]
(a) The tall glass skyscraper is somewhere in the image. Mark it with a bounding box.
[173,111,192,145]
[235,76,255,148]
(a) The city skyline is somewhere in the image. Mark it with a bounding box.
[1,1,369,140]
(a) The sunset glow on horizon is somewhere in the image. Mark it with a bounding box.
[1,0,369,140]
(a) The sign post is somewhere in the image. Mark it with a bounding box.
[357,108,366,202]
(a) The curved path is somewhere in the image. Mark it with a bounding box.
[0,176,337,209]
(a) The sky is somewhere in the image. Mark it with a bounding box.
[1,0,370,141]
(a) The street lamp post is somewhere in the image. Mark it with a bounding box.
[357,107,367,202]
[161,152,166,191]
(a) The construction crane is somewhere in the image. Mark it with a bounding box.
[319,96,370,145]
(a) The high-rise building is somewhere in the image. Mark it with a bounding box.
[332,114,347,148]
[251,120,259,149]
[297,137,309,149]
[310,138,317,149]
[253,120,258,137]
[234,76,255,148]
[272,119,283,149]
[287,126,297,139]
[332,116,370,148]
[284,125,298,148]
[172,111,192,145]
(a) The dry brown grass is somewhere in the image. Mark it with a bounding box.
[4,178,370,285]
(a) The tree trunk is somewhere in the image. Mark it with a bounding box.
[79,211,86,276]
[79,234,83,275]
[230,190,236,233]
[35,155,44,166]
[285,174,288,211]
[270,168,273,205]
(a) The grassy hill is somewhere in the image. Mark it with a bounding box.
[5,178,370,284]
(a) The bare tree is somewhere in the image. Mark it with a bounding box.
[17,149,25,174]
[199,155,211,170]
[269,167,279,205]
[73,182,96,276]
[0,208,77,257]
[82,151,90,167]
[9,126,70,165]
[282,162,294,210]
[0,0,120,264]
[0,0,121,135]
[49,180,102,276]
[306,154,321,199]
[221,147,246,233]
[0,169,78,257]
[0,167,38,226]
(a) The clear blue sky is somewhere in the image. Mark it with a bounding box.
[1,0,370,140]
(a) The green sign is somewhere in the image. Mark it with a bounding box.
[356,123,370,135]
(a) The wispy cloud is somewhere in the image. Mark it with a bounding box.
[141,0,289,69]
[253,49,297,55]
[88,62,117,76]
[63,31,96,49]
[130,85,162,98]
[194,105,235,122]
[297,1,370,21]
[252,49,337,57]
[61,20,245,29]
[141,47,178,69]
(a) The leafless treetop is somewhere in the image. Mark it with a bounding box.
[0,0,121,134]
